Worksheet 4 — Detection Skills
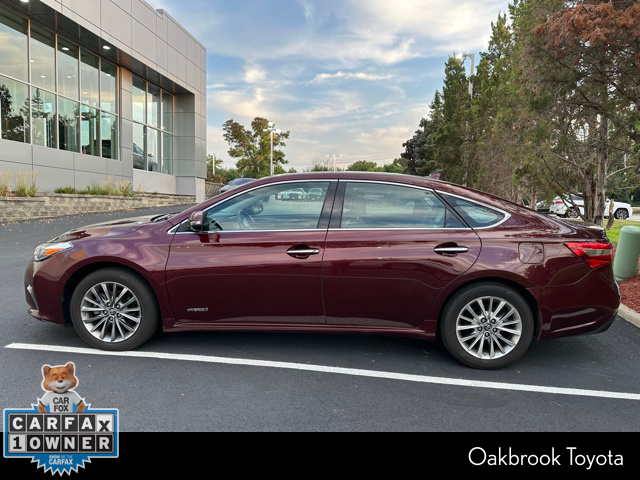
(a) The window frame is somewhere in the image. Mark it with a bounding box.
[169,180,338,235]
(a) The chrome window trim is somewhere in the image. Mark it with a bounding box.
[167,179,337,235]
[436,190,512,230]
[328,227,473,232]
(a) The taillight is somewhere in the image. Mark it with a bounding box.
[555,200,564,204]
[565,242,613,269]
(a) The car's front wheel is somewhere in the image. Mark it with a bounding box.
[440,282,534,369]
[614,209,629,220]
[70,268,160,351]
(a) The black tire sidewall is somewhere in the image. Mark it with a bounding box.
[70,268,159,351]
[614,209,628,220]
[440,283,534,369]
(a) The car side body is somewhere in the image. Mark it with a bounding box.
[25,172,620,368]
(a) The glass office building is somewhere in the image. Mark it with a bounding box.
[0,0,207,199]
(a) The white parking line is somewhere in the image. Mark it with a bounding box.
[6,342,640,401]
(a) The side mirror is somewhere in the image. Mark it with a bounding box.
[189,210,204,232]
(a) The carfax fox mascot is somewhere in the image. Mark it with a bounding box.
[38,362,86,413]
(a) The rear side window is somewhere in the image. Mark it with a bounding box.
[340,183,464,229]
[441,194,507,229]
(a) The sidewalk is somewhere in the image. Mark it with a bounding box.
[619,304,640,329]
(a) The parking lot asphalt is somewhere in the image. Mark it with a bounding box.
[1,207,639,431]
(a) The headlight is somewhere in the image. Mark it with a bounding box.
[34,242,74,262]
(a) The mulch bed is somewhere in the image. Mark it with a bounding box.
[620,277,640,312]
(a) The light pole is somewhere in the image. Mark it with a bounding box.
[456,53,475,187]
[457,53,475,97]
[268,122,281,176]
[326,154,342,171]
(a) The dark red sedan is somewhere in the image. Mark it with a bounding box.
[25,173,620,369]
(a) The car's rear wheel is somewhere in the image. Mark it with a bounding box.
[70,268,159,351]
[614,209,629,220]
[440,282,534,369]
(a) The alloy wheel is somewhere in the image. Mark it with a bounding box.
[455,296,523,360]
[80,282,142,343]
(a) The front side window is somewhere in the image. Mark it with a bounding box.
[340,183,463,229]
[0,75,29,143]
[441,194,507,228]
[202,182,331,232]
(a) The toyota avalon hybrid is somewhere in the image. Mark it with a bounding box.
[25,173,620,369]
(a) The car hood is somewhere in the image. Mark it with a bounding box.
[51,215,160,242]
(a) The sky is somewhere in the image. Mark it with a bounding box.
[150,0,509,171]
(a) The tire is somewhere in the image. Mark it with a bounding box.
[440,282,534,369]
[566,208,580,219]
[70,268,160,351]
[614,209,629,220]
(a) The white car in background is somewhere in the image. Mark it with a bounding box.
[550,194,633,220]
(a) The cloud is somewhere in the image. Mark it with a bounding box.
[309,71,394,84]
[244,65,267,84]
[207,83,228,89]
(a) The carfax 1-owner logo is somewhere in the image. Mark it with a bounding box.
[4,362,119,475]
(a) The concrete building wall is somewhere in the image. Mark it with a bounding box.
[0,0,207,200]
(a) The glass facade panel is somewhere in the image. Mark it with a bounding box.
[147,128,159,172]
[32,88,56,148]
[58,97,79,152]
[101,112,117,159]
[0,6,120,159]
[0,8,28,81]
[81,105,99,156]
[100,60,117,113]
[162,92,173,132]
[133,123,146,170]
[0,75,29,142]
[147,83,160,128]
[80,51,100,108]
[132,75,146,124]
[58,38,79,100]
[30,24,56,92]
[162,133,173,174]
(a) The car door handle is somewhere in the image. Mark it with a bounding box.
[434,245,469,255]
[287,247,321,257]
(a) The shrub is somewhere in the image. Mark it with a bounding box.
[54,186,77,194]
[114,180,134,197]
[0,171,10,196]
[14,171,38,197]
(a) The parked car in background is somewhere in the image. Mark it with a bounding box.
[308,188,324,201]
[220,178,256,194]
[550,194,632,219]
[280,188,307,201]
[25,172,620,369]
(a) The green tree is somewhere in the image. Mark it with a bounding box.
[403,91,444,177]
[222,117,290,178]
[347,161,380,172]
[434,58,471,184]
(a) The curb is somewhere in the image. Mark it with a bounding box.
[619,304,640,329]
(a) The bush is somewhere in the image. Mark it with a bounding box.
[74,177,134,197]
[54,186,77,194]
[0,171,10,196]
[14,171,38,197]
